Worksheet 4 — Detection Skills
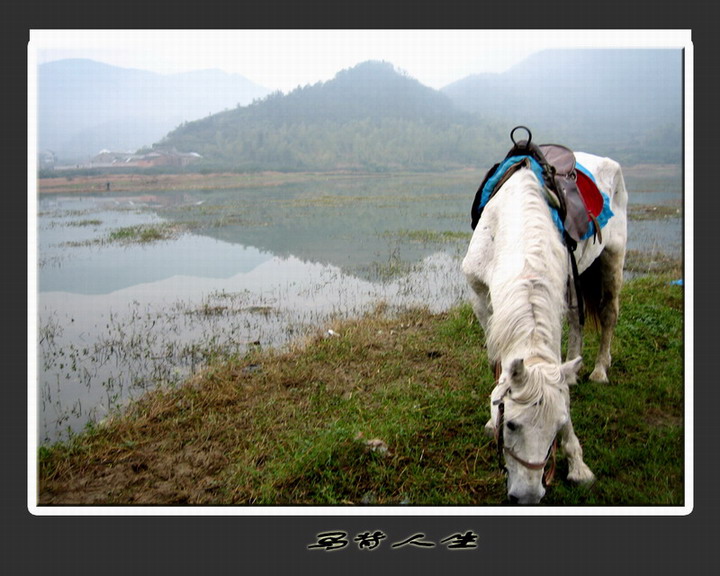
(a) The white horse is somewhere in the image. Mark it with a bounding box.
[462,151,628,504]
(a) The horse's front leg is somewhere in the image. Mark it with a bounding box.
[560,417,595,485]
[467,281,491,333]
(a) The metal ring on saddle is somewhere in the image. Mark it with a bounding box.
[510,125,532,147]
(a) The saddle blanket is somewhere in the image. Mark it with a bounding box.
[476,154,614,241]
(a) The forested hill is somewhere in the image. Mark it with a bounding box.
[154,54,683,172]
[155,61,508,172]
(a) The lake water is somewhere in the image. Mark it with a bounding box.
[34,168,684,444]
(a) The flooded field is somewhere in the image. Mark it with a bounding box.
[33,166,684,444]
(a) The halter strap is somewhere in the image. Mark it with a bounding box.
[504,441,558,486]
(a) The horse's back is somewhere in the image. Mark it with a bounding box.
[574,152,628,213]
[573,152,628,270]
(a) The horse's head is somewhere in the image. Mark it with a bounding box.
[486,356,582,504]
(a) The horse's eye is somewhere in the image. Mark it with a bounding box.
[506,421,519,432]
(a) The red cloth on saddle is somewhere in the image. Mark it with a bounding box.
[576,168,604,219]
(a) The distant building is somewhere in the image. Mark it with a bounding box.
[90,149,202,168]
[39,150,57,170]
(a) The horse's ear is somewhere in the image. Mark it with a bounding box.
[561,356,583,383]
[484,418,495,438]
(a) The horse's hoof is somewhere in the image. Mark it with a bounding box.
[568,466,596,486]
[588,368,609,383]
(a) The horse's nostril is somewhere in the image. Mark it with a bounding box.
[508,494,520,505]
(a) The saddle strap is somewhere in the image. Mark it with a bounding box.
[567,242,585,327]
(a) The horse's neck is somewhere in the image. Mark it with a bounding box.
[486,171,568,364]
[492,172,565,283]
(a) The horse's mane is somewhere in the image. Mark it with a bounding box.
[485,169,568,365]
[504,363,568,424]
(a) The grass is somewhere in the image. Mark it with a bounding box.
[386,229,470,244]
[37,170,468,196]
[628,204,682,221]
[66,218,103,227]
[62,223,185,247]
[107,224,181,244]
[37,272,684,507]
[624,250,683,276]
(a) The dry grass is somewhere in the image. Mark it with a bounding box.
[37,273,684,507]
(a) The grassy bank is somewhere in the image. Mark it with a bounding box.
[37,273,684,507]
[36,169,483,196]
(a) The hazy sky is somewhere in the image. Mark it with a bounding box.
[29,29,691,92]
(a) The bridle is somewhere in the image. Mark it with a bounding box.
[493,397,558,486]
[492,362,558,486]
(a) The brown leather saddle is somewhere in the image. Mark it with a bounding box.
[538,143,604,244]
[471,127,609,327]
[472,126,605,244]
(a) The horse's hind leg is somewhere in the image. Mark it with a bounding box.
[589,248,625,383]
[565,277,583,384]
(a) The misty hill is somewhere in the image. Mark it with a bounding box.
[38,59,271,162]
[156,54,682,172]
[39,52,684,171]
[155,60,507,172]
[442,49,683,164]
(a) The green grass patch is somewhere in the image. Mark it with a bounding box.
[108,224,177,243]
[63,223,185,247]
[66,218,103,227]
[624,250,683,276]
[628,204,682,221]
[37,274,684,507]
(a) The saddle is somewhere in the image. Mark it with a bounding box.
[471,127,611,327]
[471,126,605,245]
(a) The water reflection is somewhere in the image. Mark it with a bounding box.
[37,196,468,443]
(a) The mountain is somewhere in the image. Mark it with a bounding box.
[37,59,271,162]
[38,52,684,171]
[442,49,683,163]
[155,60,507,172]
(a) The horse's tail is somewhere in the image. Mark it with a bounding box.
[579,257,603,330]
